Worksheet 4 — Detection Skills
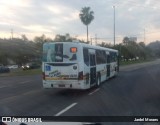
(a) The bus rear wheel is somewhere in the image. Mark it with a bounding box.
[96,75,101,87]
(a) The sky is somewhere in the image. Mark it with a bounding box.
[0,0,160,45]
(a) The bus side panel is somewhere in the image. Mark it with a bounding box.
[109,52,119,77]
[110,62,118,77]
[78,61,90,89]
[83,63,90,89]
[96,64,107,82]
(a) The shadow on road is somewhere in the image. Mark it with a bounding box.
[43,86,100,98]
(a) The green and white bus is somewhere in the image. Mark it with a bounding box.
[42,41,119,89]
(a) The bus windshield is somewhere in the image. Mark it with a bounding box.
[43,43,78,62]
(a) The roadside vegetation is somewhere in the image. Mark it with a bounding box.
[0,34,159,77]
[0,68,41,77]
[98,37,160,66]
[1,6,160,76]
[0,33,160,75]
[119,58,155,66]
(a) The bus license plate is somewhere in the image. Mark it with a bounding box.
[59,84,65,87]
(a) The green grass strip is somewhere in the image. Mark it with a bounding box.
[0,68,42,77]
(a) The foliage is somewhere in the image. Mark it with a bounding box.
[99,37,154,61]
[79,7,94,26]
[98,42,112,48]
[123,36,129,44]
[147,40,160,57]
[0,34,159,66]
[0,33,91,65]
[21,34,28,41]
[79,7,94,42]
[0,38,40,65]
[54,33,72,42]
[53,33,89,44]
[34,34,53,55]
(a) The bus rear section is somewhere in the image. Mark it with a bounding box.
[42,42,87,89]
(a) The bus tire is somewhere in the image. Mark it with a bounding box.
[96,74,101,87]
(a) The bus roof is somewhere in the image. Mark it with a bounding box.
[43,41,118,53]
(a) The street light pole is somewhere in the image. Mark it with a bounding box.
[144,28,146,43]
[95,34,97,45]
[90,37,92,45]
[113,5,115,46]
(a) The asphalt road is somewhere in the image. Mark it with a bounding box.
[0,60,160,117]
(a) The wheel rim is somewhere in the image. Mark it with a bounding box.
[97,77,100,86]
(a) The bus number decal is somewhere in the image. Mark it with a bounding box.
[49,70,61,77]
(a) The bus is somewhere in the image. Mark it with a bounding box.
[42,41,119,90]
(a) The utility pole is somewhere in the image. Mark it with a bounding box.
[113,5,115,46]
[90,37,92,45]
[11,29,13,40]
[95,34,97,45]
[144,29,145,43]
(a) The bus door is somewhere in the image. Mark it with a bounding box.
[89,49,96,86]
[106,51,110,78]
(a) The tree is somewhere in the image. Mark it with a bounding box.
[79,7,94,43]
[98,42,112,48]
[139,42,145,47]
[21,34,28,41]
[34,34,46,44]
[123,36,129,45]
[34,34,51,55]
[54,34,72,42]
[147,40,160,57]
[0,38,40,65]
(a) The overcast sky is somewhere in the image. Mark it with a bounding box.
[0,0,160,44]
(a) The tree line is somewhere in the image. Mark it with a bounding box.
[0,34,86,65]
[98,37,157,62]
[0,34,160,66]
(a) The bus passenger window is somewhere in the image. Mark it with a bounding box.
[90,54,96,66]
[83,48,89,66]
[70,54,77,61]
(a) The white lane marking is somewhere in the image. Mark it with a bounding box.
[19,81,31,84]
[55,102,77,116]
[88,88,100,95]
[0,86,7,89]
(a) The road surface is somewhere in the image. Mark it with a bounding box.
[0,59,160,118]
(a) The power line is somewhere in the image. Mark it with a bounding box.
[114,0,160,9]
[129,30,160,37]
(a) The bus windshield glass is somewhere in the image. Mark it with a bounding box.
[43,43,78,62]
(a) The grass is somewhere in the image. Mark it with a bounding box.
[0,68,42,77]
[119,58,154,66]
